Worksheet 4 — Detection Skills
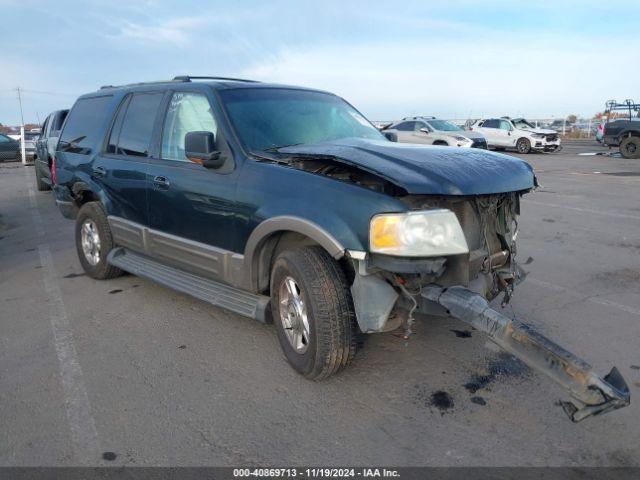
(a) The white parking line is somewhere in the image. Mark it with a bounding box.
[523,200,640,221]
[26,172,101,465]
[527,277,640,317]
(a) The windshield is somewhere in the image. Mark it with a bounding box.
[427,119,463,132]
[512,118,535,129]
[219,88,384,152]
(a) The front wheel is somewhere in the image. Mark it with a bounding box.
[270,246,358,380]
[620,136,640,159]
[516,137,531,154]
[75,202,123,280]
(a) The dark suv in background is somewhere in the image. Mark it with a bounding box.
[52,76,628,422]
[35,109,69,190]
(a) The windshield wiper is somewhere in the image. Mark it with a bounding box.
[262,142,304,152]
[250,150,293,164]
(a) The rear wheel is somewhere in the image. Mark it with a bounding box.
[516,137,531,154]
[270,246,358,380]
[75,202,123,280]
[620,136,640,159]
[35,164,51,191]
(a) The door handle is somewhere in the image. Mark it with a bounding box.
[153,175,170,189]
[92,166,106,177]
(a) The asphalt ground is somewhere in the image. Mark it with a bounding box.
[1,140,639,467]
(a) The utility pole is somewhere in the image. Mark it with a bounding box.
[16,87,26,165]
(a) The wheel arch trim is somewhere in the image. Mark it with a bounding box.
[243,216,347,291]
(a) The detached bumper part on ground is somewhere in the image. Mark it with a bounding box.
[422,286,630,422]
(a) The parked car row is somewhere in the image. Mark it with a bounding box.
[34,109,69,190]
[0,130,40,162]
[33,75,629,423]
[380,115,560,153]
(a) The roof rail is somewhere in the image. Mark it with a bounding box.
[402,115,436,121]
[99,78,189,90]
[173,75,260,83]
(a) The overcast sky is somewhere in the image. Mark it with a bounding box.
[0,0,637,125]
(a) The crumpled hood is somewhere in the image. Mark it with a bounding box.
[522,127,556,135]
[280,137,535,195]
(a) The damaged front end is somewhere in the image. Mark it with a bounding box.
[349,192,630,422]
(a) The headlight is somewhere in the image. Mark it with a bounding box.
[532,133,546,138]
[370,210,469,257]
[454,136,469,142]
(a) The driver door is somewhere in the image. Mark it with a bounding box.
[409,121,433,144]
[146,90,240,281]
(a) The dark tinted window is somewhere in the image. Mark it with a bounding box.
[395,121,415,131]
[107,96,131,154]
[52,110,68,133]
[112,93,163,157]
[41,115,51,137]
[59,96,112,154]
[0,134,12,143]
[482,119,500,128]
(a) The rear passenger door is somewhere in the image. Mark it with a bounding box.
[94,91,164,227]
[146,90,239,280]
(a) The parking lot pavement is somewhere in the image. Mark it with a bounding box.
[1,140,639,467]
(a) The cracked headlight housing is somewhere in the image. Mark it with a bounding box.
[370,210,469,257]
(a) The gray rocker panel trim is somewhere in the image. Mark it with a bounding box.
[108,216,245,287]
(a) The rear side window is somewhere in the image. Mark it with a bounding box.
[59,96,112,154]
[108,93,164,157]
[52,111,68,133]
[41,115,51,137]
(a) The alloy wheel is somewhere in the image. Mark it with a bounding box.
[278,276,310,353]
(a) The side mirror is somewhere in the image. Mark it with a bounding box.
[420,128,431,134]
[384,132,398,142]
[185,131,224,168]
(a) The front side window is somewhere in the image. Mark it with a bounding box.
[109,93,164,157]
[499,120,512,131]
[482,119,499,129]
[59,96,112,154]
[395,122,415,132]
[161,92,217,162]
[219,88,383,152]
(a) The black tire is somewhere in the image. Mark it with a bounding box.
[270,246,358,380]
[620,136,640,159]
[516,137,531,154]
[35,164,51,191]
[75,202,123,280]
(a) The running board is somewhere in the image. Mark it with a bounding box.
[107,248,271,323]
[422,286,630,422]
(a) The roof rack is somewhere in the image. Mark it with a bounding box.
[172,75,260,83]
[100,78,188,90]
[402,115,436,121]
[98,76,260,91]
